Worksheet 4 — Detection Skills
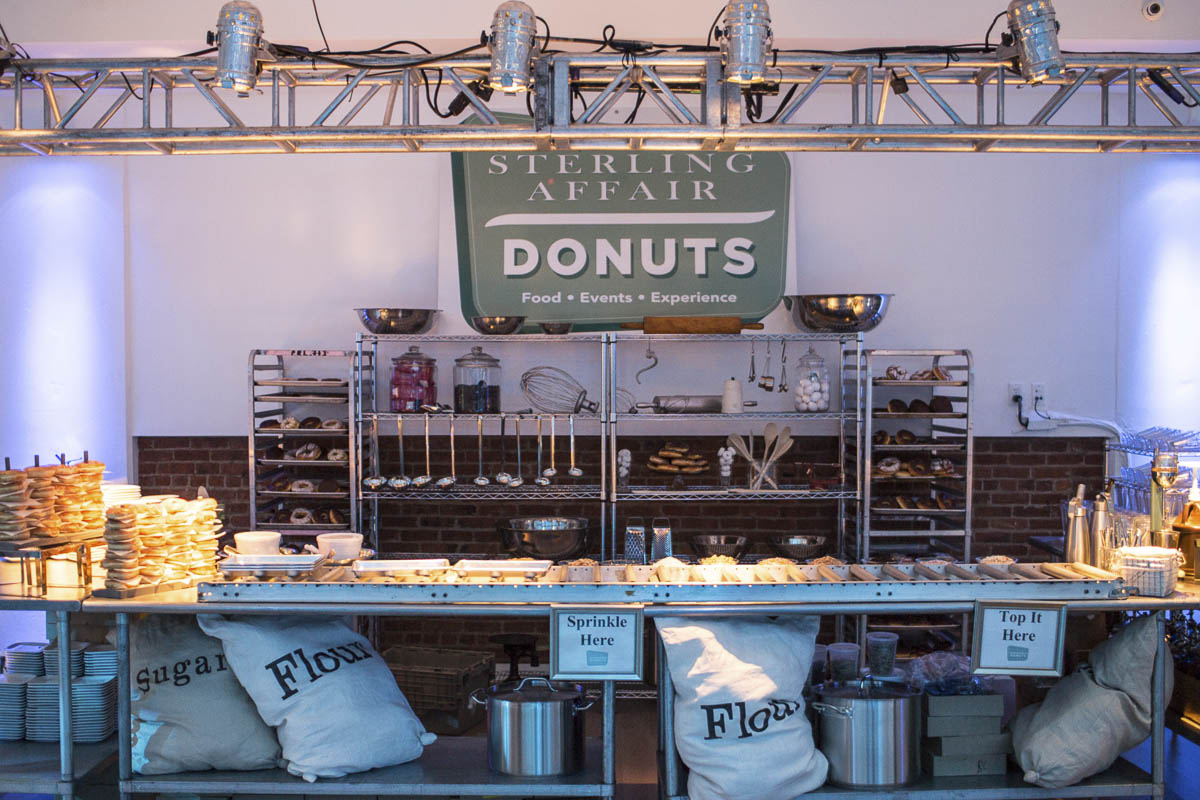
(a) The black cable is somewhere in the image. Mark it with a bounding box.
[623,86,645,123]
[535,15,551,54]
[177,46,217,57]
[120,71,146,100]
[706,4,723,50]
[1034,397,1051,420]
[322,40,431,56]
[310,0,331,52]
[984,11,1006,51]
[1014,393,1029,429]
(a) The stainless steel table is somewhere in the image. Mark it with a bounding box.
[0,588,114,799]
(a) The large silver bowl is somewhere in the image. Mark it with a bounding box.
[770,535,827,561]
[355,308,438,334]
[498,516,591,560]
[784,294,892,333]
[470,315,526,335]
[691,534,750,559]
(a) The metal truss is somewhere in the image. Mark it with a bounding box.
[0,50,1198,155]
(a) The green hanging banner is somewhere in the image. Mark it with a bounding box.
[453,144,791,328]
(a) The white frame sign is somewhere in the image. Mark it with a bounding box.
[550,605,643,681]
[971,600,1068,677]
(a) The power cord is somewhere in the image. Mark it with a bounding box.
[1012,389,1030,429]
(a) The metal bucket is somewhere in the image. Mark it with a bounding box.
[814,679,922,789]
[470,677,593,777]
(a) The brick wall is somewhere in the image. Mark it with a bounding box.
[135,434,1106,656]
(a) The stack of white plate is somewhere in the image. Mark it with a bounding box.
[43,643,86,678]
[0,674,28,741]
[82,645,118,678]
[25,676,116,743]
[3,642,48,676]
[101,482,141,508]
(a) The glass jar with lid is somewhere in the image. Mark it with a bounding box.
[454,345,501,413]
[793,346,830,412]
[390,346,437,412]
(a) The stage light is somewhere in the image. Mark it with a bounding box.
[487,1,539,93]
[1005,0,1065,84]
[721,1,772,84]
[215,1,265,96]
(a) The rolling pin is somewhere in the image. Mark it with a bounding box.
[620,316,765,334]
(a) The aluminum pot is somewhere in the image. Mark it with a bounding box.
[814,679,922,789]
[470,676,593,776]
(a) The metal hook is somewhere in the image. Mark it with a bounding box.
[635,341,658,385]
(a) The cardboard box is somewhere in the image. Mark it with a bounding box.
[924,714,1002,738]
[923,692,1006,718]
[924,732,1012,756]
[922,751,1008,777]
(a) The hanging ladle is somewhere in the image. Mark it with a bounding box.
[543,415,557,478]
[411,413,433,487]
[362,417,386,490]
[474,415,489,486]
[387,415,411,489]
[435,413,457,488]
[535,416,551,486]
[495,413,511,484]
[568,414,583,477]
[508,415,525,488]
[758,340,775,391]
[748,341,757,382]
[777,340,789,393]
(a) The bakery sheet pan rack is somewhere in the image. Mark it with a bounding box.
[248,349,359,535]
[850,349,974,564]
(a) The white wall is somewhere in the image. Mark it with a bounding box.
[0,158,129,479]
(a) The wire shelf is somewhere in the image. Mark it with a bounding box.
[362,486,603,501]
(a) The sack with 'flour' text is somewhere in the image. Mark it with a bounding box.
[197,614,435,781]
[656,616,828,800]
[124,615,281,774]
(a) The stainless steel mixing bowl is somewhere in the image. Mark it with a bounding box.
[691,534,750,559]
[470,316,527,335]
[784,294,892,333]
[770,534,827,561]
[498,517,591,560]
[355,308,438,334]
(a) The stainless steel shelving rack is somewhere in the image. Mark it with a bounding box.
[0,590,116,798]
[1104,430,1200,514]
[850,349,974,562]
[605,332,863,561]
[248,349,358,535]
[353,333,608,552]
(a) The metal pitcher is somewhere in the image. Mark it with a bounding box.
[1065,484,1092,565]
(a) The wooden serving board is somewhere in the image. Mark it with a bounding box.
[620,315,765,334]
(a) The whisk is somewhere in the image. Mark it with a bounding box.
[521,366,599,414]
[615,387,638,414]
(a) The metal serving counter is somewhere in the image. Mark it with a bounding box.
[11,578,1195,800]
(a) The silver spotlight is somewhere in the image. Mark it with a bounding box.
[1005,0,1065,84]
[488,1,539,93]
[721,0,772,84]
[215,1,265,96]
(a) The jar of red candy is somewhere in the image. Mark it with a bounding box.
[390,346,437,412]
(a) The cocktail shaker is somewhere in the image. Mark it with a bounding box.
[1089,489,1111,569]
[1064,484,1092,565]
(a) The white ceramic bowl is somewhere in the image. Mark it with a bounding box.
[316,532,364,560]
[233,531,281,555]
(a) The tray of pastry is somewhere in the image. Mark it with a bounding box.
[257,490,351,499]
[255,378,348,389]
[253,392,348,404]
[257,459,349,467]
[871,473,964,482]
[872,379,968,387]
[871,505,966,515]
[255,427,348,437]
[873,411,967,419]
[267,522,351,532]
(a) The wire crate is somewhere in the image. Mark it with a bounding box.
[383,645,495,735]
[1117,547,1182,597]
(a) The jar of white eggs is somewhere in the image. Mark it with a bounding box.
[793,346,830,412]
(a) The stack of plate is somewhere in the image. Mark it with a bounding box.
[25,676,116,743]
[3,642,47,676]
[43,642,86,678]
[0,675,28,741]
[101,482,141,508]
[82,645,117,678]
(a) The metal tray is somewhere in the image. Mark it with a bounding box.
[218,553,328,574]
[255,428,348,437]
[255,378,348,388]
[253,393,348,405]
[452,559,553,577]
[256,490,351,499]
[354,558,451,577]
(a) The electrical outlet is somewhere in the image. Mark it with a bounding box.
[1008,382,1028,402]
[1032,383,1047,402]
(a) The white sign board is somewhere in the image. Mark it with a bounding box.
[550,605,643,681]
[971,600,1068,677]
